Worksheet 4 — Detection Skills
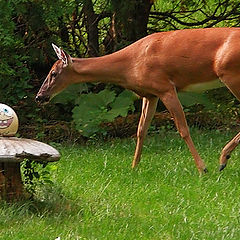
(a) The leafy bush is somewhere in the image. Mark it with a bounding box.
[72,89,137,137]
[178,89,240,129]
[21,159,57,195]
[0,2,32,105]
[178,92,214,110]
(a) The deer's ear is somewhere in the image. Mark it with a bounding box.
[52,43,72,66]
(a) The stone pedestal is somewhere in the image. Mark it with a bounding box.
[0,162,24,201]
[0,137,60,201]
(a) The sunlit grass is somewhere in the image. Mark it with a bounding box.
[1,129,240,239]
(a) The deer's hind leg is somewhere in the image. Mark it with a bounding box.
[218,74,240,170]
[132,96,158,168]
[158,87,207,174]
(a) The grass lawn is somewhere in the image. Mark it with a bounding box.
[1,129,240,240]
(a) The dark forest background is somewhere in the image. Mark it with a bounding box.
[1,0,240,141]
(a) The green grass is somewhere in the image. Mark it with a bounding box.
[1,129,240,240]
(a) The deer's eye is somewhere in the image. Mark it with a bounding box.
[51,71,57,77]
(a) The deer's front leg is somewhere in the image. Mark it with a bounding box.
[132,97,158,168]
[159,88,207,174]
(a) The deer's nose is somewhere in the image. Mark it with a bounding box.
[35,95,50,104]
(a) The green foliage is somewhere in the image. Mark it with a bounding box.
[52,83,88,104]
[21,159,57,195]
[206,88,240,123]
[0,0,79,105]
[72,89,136,137]
[178,92,214,110]
[0,1,31,105]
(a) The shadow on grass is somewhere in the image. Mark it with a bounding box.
[0,184,83,220]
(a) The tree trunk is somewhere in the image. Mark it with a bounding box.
[105,0,153,52]
[83,0,99,57]
[124,0,153,41]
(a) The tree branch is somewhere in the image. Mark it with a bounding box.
[149,1,240,28]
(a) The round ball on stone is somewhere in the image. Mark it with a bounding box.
[0,104,19,136]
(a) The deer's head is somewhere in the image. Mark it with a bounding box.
[35,44,73,104]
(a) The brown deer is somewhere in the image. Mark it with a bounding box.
[36,27,240,173]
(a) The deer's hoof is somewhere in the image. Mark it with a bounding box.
[203,168,208,173]
[219,163,227,171]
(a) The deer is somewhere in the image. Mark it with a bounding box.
[36,27,240,174]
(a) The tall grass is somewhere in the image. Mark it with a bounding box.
[1,129,240,239]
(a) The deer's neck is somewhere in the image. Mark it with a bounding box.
[71,50,131,85]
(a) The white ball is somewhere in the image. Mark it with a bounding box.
[0,104,19,136]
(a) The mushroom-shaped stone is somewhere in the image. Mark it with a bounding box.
[0,137,60,201]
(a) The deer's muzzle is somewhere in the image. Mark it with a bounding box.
[35,95,50,105]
